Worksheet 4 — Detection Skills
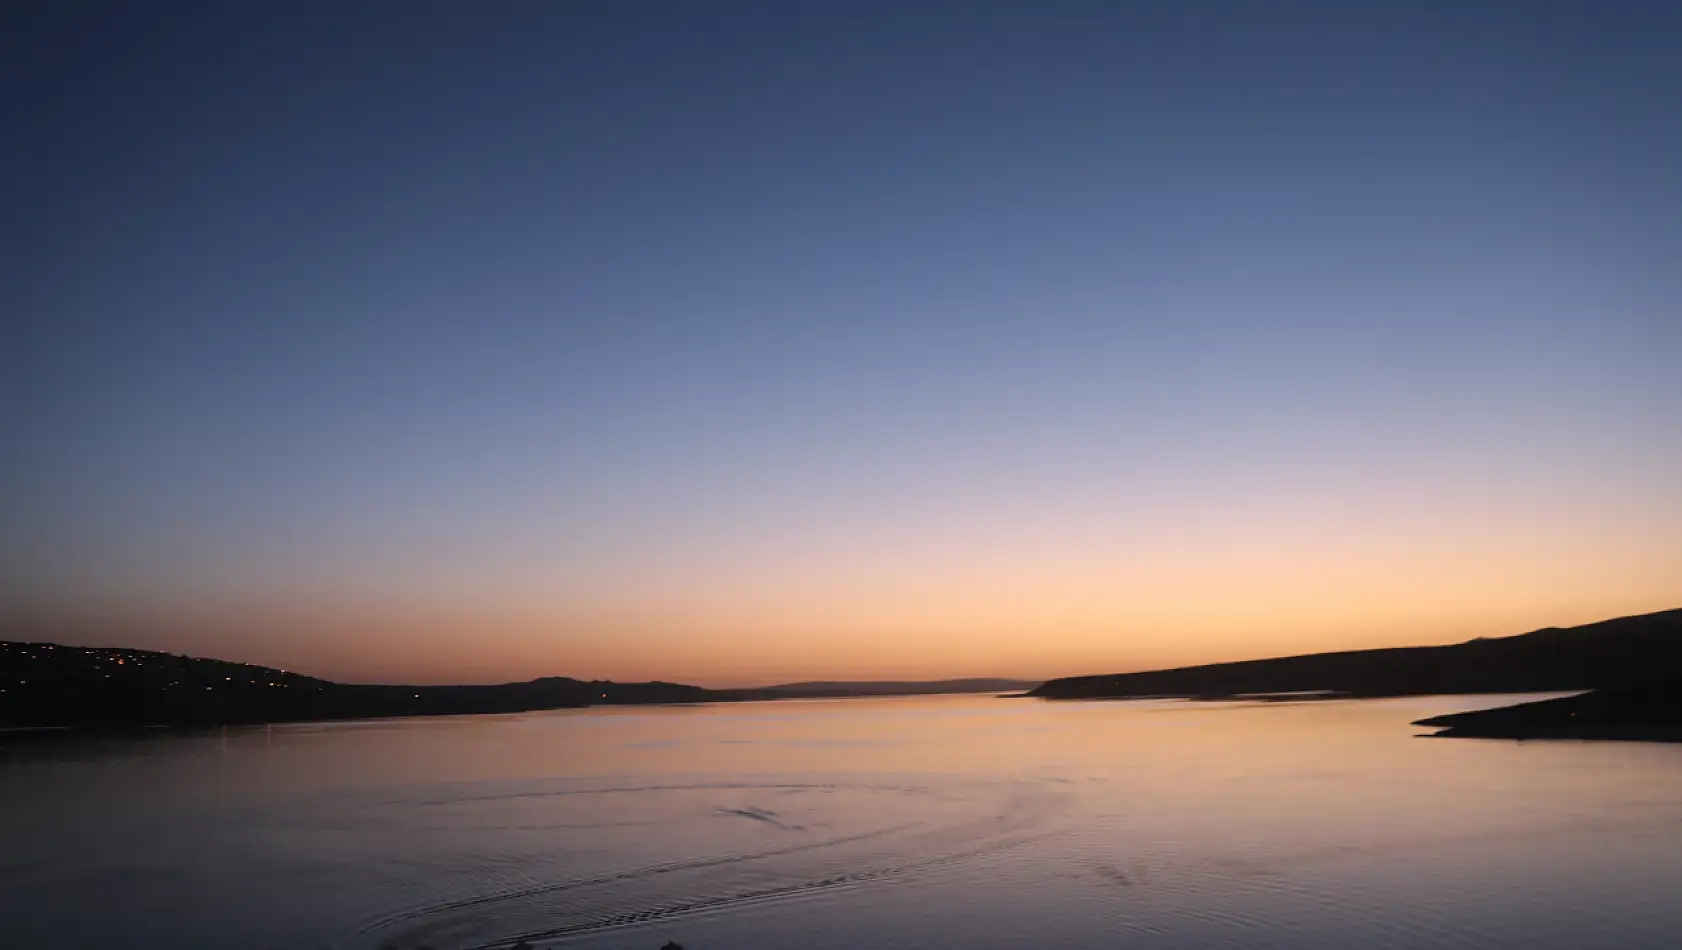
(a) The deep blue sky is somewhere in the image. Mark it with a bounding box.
[5,2,1679,683]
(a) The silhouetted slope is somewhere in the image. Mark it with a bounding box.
[1415,681,1682,742]
[753,678,1039,697]
[0,641,719,729]
[1030,609,1682,700]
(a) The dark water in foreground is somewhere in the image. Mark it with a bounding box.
[3,694,1681,950]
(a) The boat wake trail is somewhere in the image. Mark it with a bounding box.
[352,776,1073,950]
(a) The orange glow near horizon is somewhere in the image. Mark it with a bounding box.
[12,493,1679,687]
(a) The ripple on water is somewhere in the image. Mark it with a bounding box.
[348,775,1077,950]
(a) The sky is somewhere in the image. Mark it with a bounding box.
[4,2,1679,686]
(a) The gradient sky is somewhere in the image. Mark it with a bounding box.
[5,2,1679,686]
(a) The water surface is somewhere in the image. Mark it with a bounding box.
[3,694,1680,949]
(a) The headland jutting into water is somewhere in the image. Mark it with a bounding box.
[1028,608,1682,742]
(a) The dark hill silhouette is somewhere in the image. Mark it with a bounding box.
[0,641,720,729]
[1029,608,1682,700]
[1415,681,1682,742]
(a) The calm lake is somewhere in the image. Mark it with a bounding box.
[3,693,1681,950]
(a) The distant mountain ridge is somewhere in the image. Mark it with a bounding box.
[1030,608,1682,700]
[753,678,1038,697]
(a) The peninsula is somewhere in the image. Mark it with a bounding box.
[1414,681,1682,743]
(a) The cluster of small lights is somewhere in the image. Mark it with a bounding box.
[0,642,332,711]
